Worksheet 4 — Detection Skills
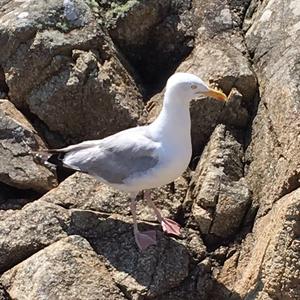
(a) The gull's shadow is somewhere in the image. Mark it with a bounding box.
[68,209,243,299]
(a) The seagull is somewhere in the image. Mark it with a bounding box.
[42,73,227,250]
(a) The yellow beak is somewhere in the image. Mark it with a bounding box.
[200,88,227,102]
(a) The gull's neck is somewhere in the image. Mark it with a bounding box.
[149,88,191,144]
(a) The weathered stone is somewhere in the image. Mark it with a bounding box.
[69,211,190,299]
[183,229,207,261]
[0,200,69,273]
[99,0,195,88]
[1,235,126,300]
[155,261,213,300]
[41,171,188,222]
[218,88,249,128]
[0,0,143,146]
[189,125,251,239]
[0,1,299,299]
[194,0,252,36]
[0,100,57,192]
[0,283,9,300]
[0,182,39,210]
[244,0,300,215]
[216,188,300,299]
[0,67,8,99]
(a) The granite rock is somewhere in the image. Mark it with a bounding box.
[0,99,57,192]
[1,235,127,300]
[0,0,143,147]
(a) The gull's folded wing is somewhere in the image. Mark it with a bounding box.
[51,128,159,184]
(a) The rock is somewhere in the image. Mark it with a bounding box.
[0,1,299,299]
[196,259,215,299]
[0,99,57,192]
[189,125,251,240]
[155,260,213,300]
[0,67,8,99]
[40,171,189,222]
[0,283,9,300]
[244,0,300,215]
[0,182,39,210]
[180,40,256,104]
[184,229,207,261]
[0,0,143,146]
[194,0,252,35]
[69,211,190,299]
[216,187,300,299]
[218,88,249,128]
[0,200,69,273]
[99,0,195,89]
[1,235,126,300]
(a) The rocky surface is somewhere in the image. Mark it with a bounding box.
[1,235,127,300]
[0,99,57,192]
[0,0,143,147]
[0,0,299,299]
[244,0,300,216]
[106,0,195,92]
[217,187,300,299]
[97,0,195,92]
[188,124,251,241]
[0,200,70,273]
[0,283,9,300]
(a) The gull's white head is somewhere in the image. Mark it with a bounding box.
[166,72,227,103]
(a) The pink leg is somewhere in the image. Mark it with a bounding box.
[145,191,181,236]
[130,196,156,251]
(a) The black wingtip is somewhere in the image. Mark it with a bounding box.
[34,150,75,182]
[47,152,66,167]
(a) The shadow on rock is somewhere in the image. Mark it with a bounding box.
[68,209,190,298]
[208,280,243,300]
[155,257,243,300]
[0,182,42,210]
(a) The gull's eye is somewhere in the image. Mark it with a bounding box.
[191,84,197,90]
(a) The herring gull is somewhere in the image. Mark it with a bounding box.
[42,72,227,250]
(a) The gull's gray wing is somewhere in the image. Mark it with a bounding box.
[60,128,159,184]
